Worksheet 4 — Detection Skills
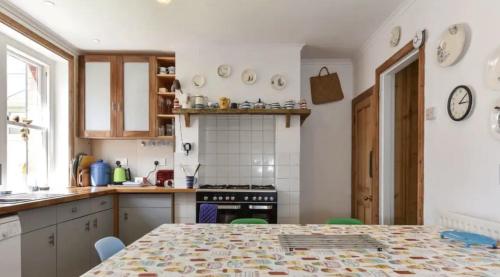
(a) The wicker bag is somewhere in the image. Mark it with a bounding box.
[309,66,344,104]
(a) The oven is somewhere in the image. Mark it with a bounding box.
[196,186,278,224]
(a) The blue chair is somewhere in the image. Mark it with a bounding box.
[94,236,125,262]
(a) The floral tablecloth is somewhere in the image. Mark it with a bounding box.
[82,224,500,276]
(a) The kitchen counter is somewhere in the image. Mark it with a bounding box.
[0,186,195,216]
[82,224,500,276]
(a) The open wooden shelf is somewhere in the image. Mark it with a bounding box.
[157,114,176,118]
[157,135,175,140]
[156,57,175,62]
[172,108,311,128]
[157,92,175,96]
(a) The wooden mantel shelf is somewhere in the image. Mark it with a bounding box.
[172,108,311,128]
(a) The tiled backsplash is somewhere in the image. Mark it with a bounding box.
[198,115,275,185]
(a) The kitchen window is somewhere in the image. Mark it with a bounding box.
[6,50,49,189]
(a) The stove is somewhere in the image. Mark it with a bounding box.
[196,184,278,223]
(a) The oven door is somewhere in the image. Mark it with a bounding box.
[245,204,277,223]
[216,204,244,224]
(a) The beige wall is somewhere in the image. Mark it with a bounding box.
[300,59,353,224]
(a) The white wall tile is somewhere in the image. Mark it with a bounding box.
[276,165,290,179]
[240,131,251,142]
[263,154,274,166]
[263,165,274,178]
[239,154,252,165]
[290,166,300,179]
[278,205,290,218]
[251,154,263,166]
[276,153,290,165]
[290,152,300,165]
[251,166,263,178]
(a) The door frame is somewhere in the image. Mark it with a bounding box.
[351,87,374,219]
[372,39,425,225]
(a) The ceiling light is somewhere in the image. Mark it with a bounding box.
[157,0,172,4]
[92,39,100,43]
[44,1,55,6]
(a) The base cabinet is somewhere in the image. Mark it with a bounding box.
[90,209,114,266]
[57,215,91,277]
[119,207,172,245]
[21,225,57,277]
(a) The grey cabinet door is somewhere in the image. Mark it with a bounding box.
[119,207,172,245]
[21,225,57,277]
[57,215,91,277]
[90,209,114,266]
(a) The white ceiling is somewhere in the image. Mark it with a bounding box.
[6,0,404,58]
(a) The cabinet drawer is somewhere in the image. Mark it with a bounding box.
[119,194,172,208]
[19,205,57,234]
[90,195,113,213]
[57,199,91,223]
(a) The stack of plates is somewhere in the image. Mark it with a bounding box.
[239,101,252,109]
[194,104,205,109]
[271,102,281,109]
[284,100,296,109]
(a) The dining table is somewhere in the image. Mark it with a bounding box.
[82,224,500,276]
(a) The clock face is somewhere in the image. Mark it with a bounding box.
[447,85,473,121]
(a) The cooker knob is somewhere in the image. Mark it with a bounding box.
[264,197,268,201]
[231,196,235,201]
[244,196,249,201]
[252,196,257,201]
[258,196,262,201]
[218,196,223,200]
[269,196,274,201]
[203,196,208,201]
[213,196,217,201]
[225,196,230,200]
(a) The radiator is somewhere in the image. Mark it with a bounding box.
[440,211,500,241]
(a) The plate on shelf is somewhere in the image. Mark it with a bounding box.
[486,48,500,91]
[241,69,257,85]
[271,74,287,90]
[217,64,232,78]
[437,23,468,67]
[192,74,206,88]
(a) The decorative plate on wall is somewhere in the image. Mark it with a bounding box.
[486,48,500,91]
[192,74,206,88]
[437,23,468,67]
[271,74,287,90]
[390,26,401,47]
[241,69,257,85]
[217,64,232,78]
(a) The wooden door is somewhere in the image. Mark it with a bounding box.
[21,226,57,277]
[57,216,91,277]
[394,60,419,225]
[351,88,375,224]
[116,56,155,137]
[79,55,118,138]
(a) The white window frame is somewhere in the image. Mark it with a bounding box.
[0,33,55,190]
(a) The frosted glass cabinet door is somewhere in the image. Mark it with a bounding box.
[120,57,152,136]
[82,56,115,137]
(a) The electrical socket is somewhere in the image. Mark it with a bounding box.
[116,158,128,166]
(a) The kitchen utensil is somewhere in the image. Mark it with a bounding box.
[193,164,201,177]
[155,169,174,187]
[168,66,175,74]
[185,176,197,189]
[90,160,111,186]
[219,97,231,109]
[77,168,90,187]
[159,87,168,93]
[159,67,168,74]
[113,161,130,184]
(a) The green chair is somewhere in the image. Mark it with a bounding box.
[230,218,268,224]
[326,218,363,225]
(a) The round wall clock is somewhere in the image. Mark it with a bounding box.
[447,85,473,121]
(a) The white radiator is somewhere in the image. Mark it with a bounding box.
[440,211,500,241]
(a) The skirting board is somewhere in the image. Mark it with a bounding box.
[440,211,500,241]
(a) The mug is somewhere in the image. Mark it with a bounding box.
[186,176,197,189]
[159,87,167,93]
[168,66,175,74]
[159,67,167,74]
[219,97,230,109]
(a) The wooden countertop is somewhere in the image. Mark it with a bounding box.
[0,186,195,216]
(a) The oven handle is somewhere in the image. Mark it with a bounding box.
[217,205,241,210]
[248,205,274,210]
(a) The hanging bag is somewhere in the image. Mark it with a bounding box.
[309,66,344,104]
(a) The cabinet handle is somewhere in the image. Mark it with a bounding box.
[93,218,98,228]
[111,102,116,111]
[369,150,373,178]
[100,200,107,206]
[48,233,55,247]
[124,212,128,220]
[71,207,78,213]
[85,221,90,231]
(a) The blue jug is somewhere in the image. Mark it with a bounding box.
[90,160,111,186]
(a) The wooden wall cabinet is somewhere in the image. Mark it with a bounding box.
[79,55,156,138]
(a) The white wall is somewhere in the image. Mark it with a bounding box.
[354,0,500,224]
[300,59,353,224]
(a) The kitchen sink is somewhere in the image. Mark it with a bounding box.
[0,193,73,204]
